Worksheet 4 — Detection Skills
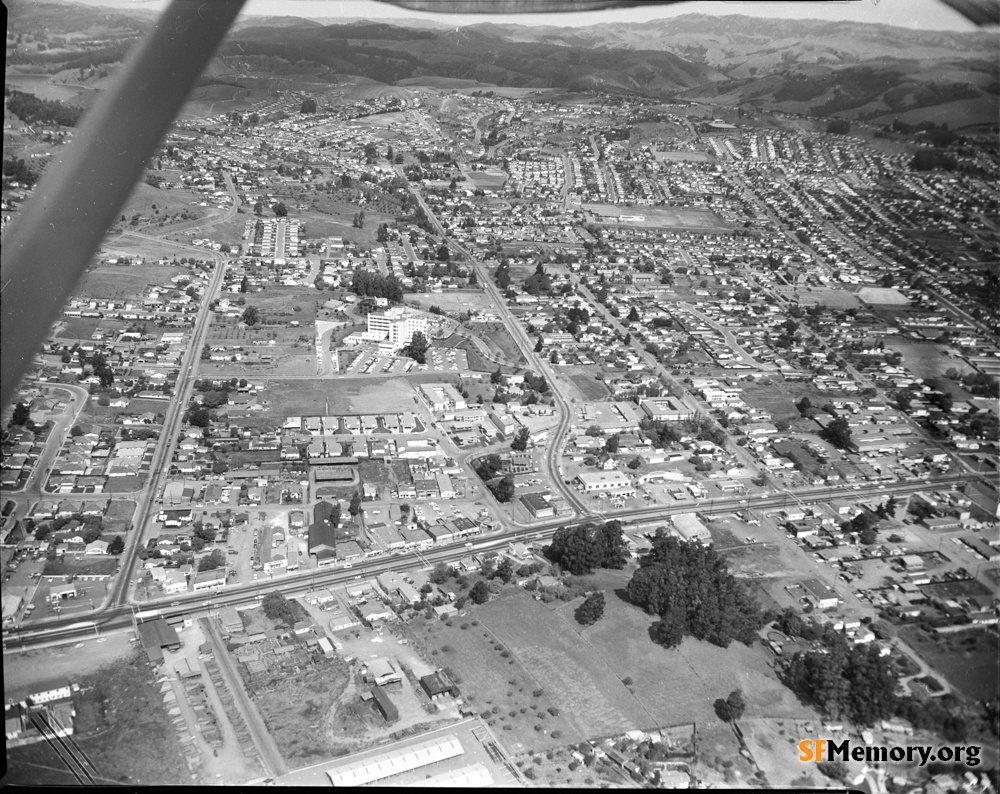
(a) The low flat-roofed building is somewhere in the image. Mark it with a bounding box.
[670,512,712,545]
[575,470,632,493]
[801,577,839,610]
[410,763,493,788]
[369,685,398,723]
[325,734,464,787]
[521,491,555,518]
[639,396,693,422]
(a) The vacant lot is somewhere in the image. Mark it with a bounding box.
[740,380,831,424]
[405,291,495,315]
[75,263,188,299]
[563,570,813,727]
[4,650,190,786]
[563,370,611,402]
[898,624,999,701]
[481,590,652,739]
[583,203,730,230]
[413,605,581,755]
[259,377,420,419]
[255,658,352,767]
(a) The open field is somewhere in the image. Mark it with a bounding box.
[238,287,320,325]
[563,369,611,402]
[74,263,189,299]
[653,150,714,162]
[257,377,420,418]
[582,587,812,726]
[772,285,862,309]
[481,590,652,739]
[898,624,1000,701]
[404,291,495,315]
[583,203,730,230]
[884,340,977,382]
[739,379,833,424]
[52,316,126,340]
[4,649,191,786]
[412,601,583,755]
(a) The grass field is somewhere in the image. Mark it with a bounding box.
[563,370,611,402]
[75,263,188,299]
[404,291,495,315]
[4,651,190,786]
[582,203,730,230]
[481,590,652,739]
[413,603,583,755]
[898,625,999,701]
[258,377,420,418]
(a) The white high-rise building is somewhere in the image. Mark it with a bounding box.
[365,306,428,352]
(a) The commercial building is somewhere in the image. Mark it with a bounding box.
[670,513,712,545]
[575,471,635,496]
[639,397,693,422]
[325,734,464,787]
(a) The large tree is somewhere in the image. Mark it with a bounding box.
[242,306,260,326]
[575,592,606,625]
[469,580,490,604]
[262,592,298,627]
[820,416,853,449]
[547,521,628,575]
[401,331,429,365]
[510,426,530,452]
[626,532,765,649]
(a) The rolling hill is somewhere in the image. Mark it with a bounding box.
[5,2,997,128]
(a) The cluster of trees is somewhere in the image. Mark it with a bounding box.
[400,331,429,364]
[300,98,317,113]
[350,269,404,303]
[522,371,549,394]
[510,426,530,452]
[88,352,115,388]
[819,416,853,449]
[826,119,851,135]
[10,402,35,430]
[911,149,956,172]
[574,592,606,626]
[197,549,226,572]
[262,592,299,627]
[626,533,765,649]
[494,260,511,289]
[242,306,260,327]
[473,454,515,503]
[522,263,553,296]
[714,688,747,722]
[547,521,629,575]
[5,88,83,127]
[782,631,899,727]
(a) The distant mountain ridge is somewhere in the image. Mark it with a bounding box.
[6,2,997,128]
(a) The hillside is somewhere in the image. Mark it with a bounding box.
[5,3,996,128]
